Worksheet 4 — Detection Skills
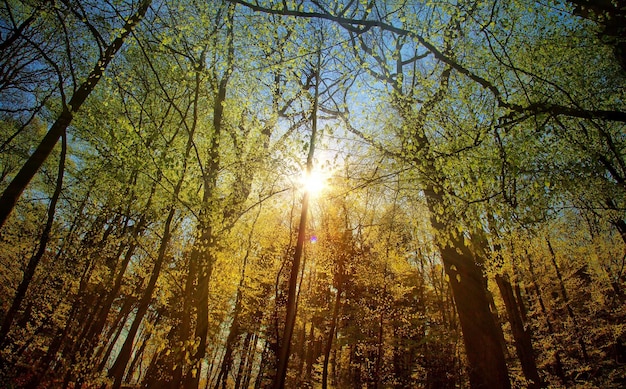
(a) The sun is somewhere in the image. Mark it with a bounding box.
[300,169,329,195]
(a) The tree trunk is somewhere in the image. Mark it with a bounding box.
[495,274,541,388]
[390,56,510,387]
[296,320,307,380]
[97,297,135,371]
[125,323,154,383]
[322,287,342,389]
[239,333,259,389]
[184,224,216,389]
[213,295,242,389]
[0,0,153,229]
[184,8,236,388]
[82,211,148,359]
[143,324,179,389]
[0,132,66,346]
[108,206,175,389]
[546,238,589,362]
[525,250,567,384]
[233,332,253,389]
[273,47,321,389]
[424,184,510,389]
[254,340,271,389]
[214,205,259,389]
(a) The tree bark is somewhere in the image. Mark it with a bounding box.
[97,297,135,370]
[126,319,155,383]
[82,201,151,360]
[213,206,259,389]
[434,238,509,389]
[424,181,509,388]
[184,7,236,388]
[238,332,259,389]
[213,294,242,389]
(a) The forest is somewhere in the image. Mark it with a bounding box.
[0,0,625,388]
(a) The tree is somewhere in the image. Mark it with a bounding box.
[0,0,153,228]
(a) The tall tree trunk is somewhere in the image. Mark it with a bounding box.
[71,175,153,381]
[426,198,508,387]
[125,323,153,383]
[273,47,321,389]
[105,76,195,386]
[495,274,542,388]
[525,250,567,384]
[304,321,315,382]
[254,340,271,389]
[82,198,152,360]
[126,312,161,382]
[108,205,176,389]
[239,332,259,389]
[421,177,509,389]
[233,332,253,389]
[0,0,153,229]
[437,243,509,388]
[481,215,540,387]
[97,297,135,371]
[213,296,242,389]
[296,320,307,381]
[184,7,236,388]
[214,205,259,389]
[391,55,510,387]
[143,323,179,389]
[171,250,196,387]
[322,287,342,389]
[546,238,589,362]
[29,231,101,386]
[184,224,216,389]
[0,131,66,346]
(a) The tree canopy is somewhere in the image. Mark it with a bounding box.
[0,1,625,388]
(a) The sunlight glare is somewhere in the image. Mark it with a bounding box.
[301,169,328,195]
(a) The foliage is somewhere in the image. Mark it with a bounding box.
[0,1,624,388]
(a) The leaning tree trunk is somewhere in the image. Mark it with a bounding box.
[0,0,153,229]
[107,206,175,389]
[0,132,66,347]
[399,103,510,388]
[480,215,541,388]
